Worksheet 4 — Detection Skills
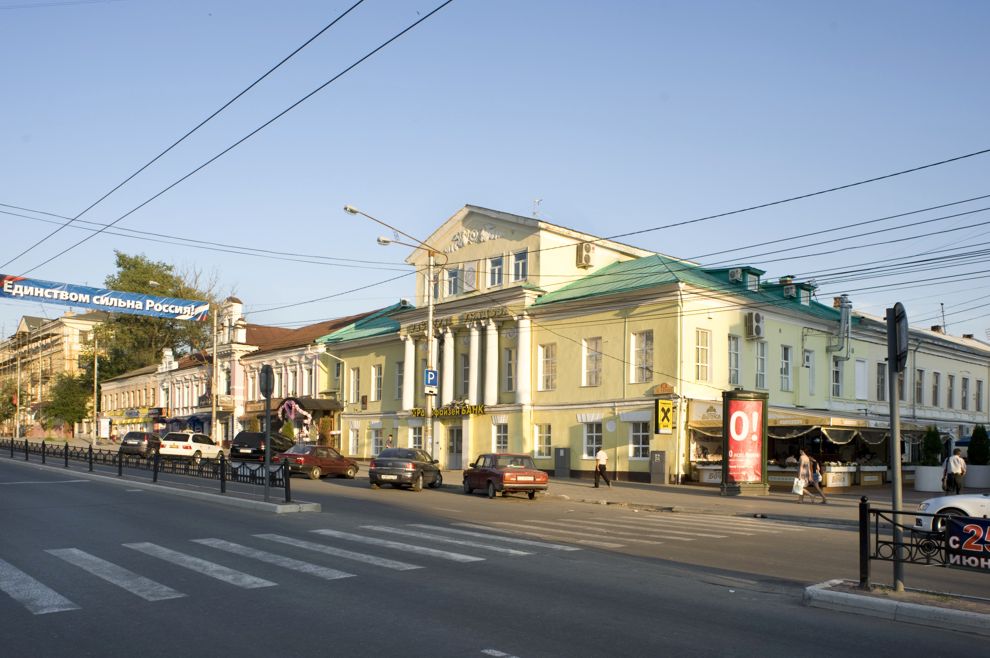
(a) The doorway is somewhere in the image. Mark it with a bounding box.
[447,426,463,470]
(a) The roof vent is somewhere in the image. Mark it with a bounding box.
[931,325,944,334]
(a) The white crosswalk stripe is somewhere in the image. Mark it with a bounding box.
[255,534,422,571]
[460,522,625,548]
[613,514,804,533]
[547,518,730,538]
[123,543,276,589]
[311,529,485,563]
[191,539,355,581]
[45,548,185,601]
[0,557,79,615]
[411,524,582,551]
[503,520,673,544]
[361,526,533,556]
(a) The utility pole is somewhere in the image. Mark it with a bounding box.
[92,334,98,447]
[210,304,219,447]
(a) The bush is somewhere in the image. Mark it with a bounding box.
[280,421,295,440]
[248,417,261,432]
[920,426,943,466]
[968,424,989,465]
[317,416,333,446]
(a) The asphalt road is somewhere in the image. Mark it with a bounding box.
[0,458,984,657]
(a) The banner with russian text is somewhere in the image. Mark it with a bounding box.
[0,274,209,321]
[725,397,764,484]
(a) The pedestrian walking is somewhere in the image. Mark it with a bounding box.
[796,450,814,503]
[594,446,611,488]
[806,456,827,503]
[944,448,967,495]
[385,434,393,449]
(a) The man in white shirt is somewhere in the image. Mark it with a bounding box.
[594,446,611,488]
[945,448,967,495]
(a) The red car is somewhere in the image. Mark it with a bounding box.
[463,453,549,500]
[279,444,358,480]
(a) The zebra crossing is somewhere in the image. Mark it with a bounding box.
[0,513,800,615]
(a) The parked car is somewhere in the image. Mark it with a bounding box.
[229,431,295,461]
[368,448,442,491]
[915,493,990,532]
[159,431,224,464]
[463,453,549,500]
[279,444,358,480]
[118,431,161,458]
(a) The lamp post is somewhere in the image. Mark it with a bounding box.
[343,205,447,459]
[210,303,219,448]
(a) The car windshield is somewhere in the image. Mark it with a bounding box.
[496,455,536,469]
[283,444,314,455]
[378,449,419,460]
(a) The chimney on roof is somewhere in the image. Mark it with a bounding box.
[833,296,844,309]
[780,275,794,285]
[931,325,944,334]
[963,333,974,339]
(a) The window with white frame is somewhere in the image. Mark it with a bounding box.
[947,375,955,409]
[961,377,970,411]
[512,249,528,281]
[411,426,423,450]
[287,367,297,397]
[832,357,843,397]
[876,363,886,402]
[274,369,283,398]
[897,371,905,401]
[494,423,508,452]
[446,267,462,296]
[349,367,360,403]
[396,361,404,400]
[371,428,383,455]
[915,369,925,405]
[932,372,941,407]
[728,335,740,386]
[755,341,767,389]
[536,424,551,458]
[371,364,382,401]
[695,329,711,381]
[631,330,653,383]
[460,354,470,397]
[583,337,602,387]
[854,359,868,400]
[489,256,503,287]
[504,347,515,392]
[583,422,603,458]
[304,367,312,396]
[781,345,793,392]
[804,349,815,396]
[976,380,984,412]
[538,343,557,391]
[630,421,650,459]
[349,428,359,455]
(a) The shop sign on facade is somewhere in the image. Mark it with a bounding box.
[410,404,486,418]
[654,399,673,434]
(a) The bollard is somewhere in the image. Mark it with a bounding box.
[282,459,291,503]
[88,445,94,472]
[117,448,123,477]
[219,452,227,494]
[64,442,69,468]
[153,449,160,483]
[859,496,871,590]
[42,440,46,464]
[10,437,14,458]
[25,438,29,461]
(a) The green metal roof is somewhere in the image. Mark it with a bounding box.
[317,301,411,344]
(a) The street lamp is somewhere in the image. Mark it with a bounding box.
[343,205,447,459]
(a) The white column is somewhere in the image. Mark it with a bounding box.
[441,328,455,405]
[468,323,480,404]
[516,314,531,405]
[484,320,499,406]
[402,336,415,411]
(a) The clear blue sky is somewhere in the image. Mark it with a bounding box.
[2,0,988,339]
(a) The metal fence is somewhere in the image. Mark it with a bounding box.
[0,437,291,503]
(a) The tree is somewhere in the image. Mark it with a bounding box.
[280,421,295,441]
[969,424,989,466]
[44,373,91,433]
[921,426,943,466]
[0,379,17,424]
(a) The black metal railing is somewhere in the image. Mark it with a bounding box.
[0,437,291,503]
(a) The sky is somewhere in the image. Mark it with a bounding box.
[2,0,989,341]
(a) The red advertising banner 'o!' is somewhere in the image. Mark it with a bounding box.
[726,398,763,484]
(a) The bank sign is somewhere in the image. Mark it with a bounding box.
[1,275,209,321]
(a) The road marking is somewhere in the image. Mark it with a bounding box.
[0,557,79,614]
[553,518,730,539]
[123,543,276,589]
[360,526,532,556]
[191,539,354,581]
[255,534,421,571]
[513,520,673,543]
[482,650,519,658]
[471,522,625,548]
[45,548,185,601]
[124,489,144,492]
[0,480,90,486]
[618,514,803,533]
[311,529,484,563]
[416,524,581,551]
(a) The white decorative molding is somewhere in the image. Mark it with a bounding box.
[577,412,604,423]
[491,415,508,425]
[369,420,383,429]
[619,410,651,423]
[349,420,360,430]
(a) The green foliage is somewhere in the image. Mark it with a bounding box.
[44,373,91,429]
[968,424,989,466]
[280,421,295,440]
[0,379,17,423]
[317,416,333,446]
[248,417,261,432]
[921,426,943,466]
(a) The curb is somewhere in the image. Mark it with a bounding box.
[804,579,990,636]
[1,456,321,514]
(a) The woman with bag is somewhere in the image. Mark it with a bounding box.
[795,450,812,503]
[807,457,828,503]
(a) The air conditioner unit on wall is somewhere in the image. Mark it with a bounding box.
[576,242,594,268]
[728,268,743,283]
[745,311,765,339]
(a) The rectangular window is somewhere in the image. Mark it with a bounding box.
[915,369,925,405]
[504,348,515,392]
[371,428,383,456]
[349,367,360,403]
[371,364,382,402]
[489,256,503,287]
[780,345,793,392]
[583,337,602,387]
[976,380,984,412]
[876,363,887,402]
[755,342,767,389]
[274,369,283,398]
[897,371,905,401]
[630,421,650,459]
[494,423,509,452]
[804,349,815,396]
[535,424,551,458]
[854,359,867,400]
[411,426,423,450]
[932,372,941,407]
[961,377,970,411]
[728,336,740,386]
[304,368,312,397]
[583,422,603,458]
[396,361,404,400]
[460,354,470,397]
[947,375,955,409]
[831,357,843,397]
[446,267,461,296]
[513,249,528,281]
[631,330,654,383]
[287,368,297,397]
[538,343,557,391]
[695,329,711,381]
[349,428,359,455]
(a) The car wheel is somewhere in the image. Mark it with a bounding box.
[528,491,536,500]
[429,471,443,489]
[463,479,472,495]
[344,465,357,479]
[308,466,322,480]
[487,481,496,499]
[411,473,423,492]
[191,451,202,466]
[934,507,966,532]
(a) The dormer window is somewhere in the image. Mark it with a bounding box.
[513,249,528,281]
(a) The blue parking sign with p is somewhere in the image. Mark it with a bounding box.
[424,369,439,387]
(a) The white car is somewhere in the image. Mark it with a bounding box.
[159,432,224,464]
[915,493,990,532]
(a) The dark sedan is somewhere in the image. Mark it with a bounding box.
[229,431,295,461]
[118,431,161,458]
[280,444,358,480]
[463,453,549,499]
[368,448,442,491]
